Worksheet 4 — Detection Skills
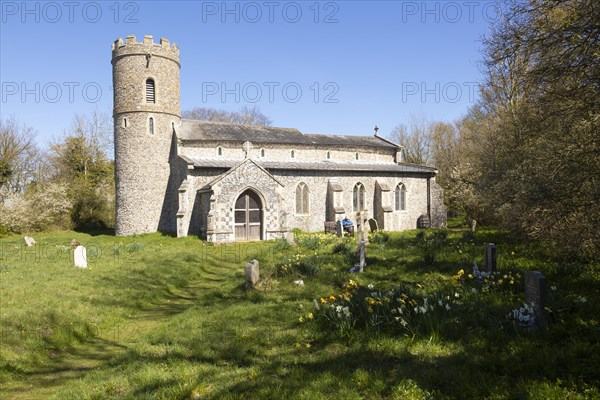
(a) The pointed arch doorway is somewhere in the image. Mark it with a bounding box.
[234,189,263,241]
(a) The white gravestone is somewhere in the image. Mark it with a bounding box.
[74,245,87,268]
[244,259,259,289]
[24,236,37,247]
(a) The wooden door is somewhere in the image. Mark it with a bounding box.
[234,190,262,241]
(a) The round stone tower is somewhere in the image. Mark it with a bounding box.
[112,35,181,235]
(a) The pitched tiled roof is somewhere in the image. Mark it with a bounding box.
[179,155,436,174]
[178,120,399,149]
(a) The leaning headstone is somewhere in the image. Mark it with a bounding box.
[74,246,87,268]
[368,219,378,232]
[24,236,37,247]
[244,259,259,289]
[359,239,366,273]
[335,220,343,237]
[70,239,80,250]
[293,279,304,286]
[525,271,547,330]
[483,243,497,273]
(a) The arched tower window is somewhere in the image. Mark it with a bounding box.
[146,78,155,103]
[353,183,365,212]
[355,152,359,160]
[395,183,407,211]
[291,150,296,159]
[123,118,127,128]
[326,151,331,159]
[217,146,223,156]
[148,117,154,134]
[296,182,309,214]
[260,149,265,158]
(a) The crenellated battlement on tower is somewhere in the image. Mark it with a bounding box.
[112,35,179,62]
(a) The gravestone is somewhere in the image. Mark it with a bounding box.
[70,239,80,250]
[368,219,378,232]
[335,220,343,237]
[525,271,547,330]
[417,214,431,229]
[23,236,37,247]
[324,221,336,234]
[484,243,497,273]
[74,246,87,268]
[244,259,259,289]
[359,239,366,273]
[284,231,295,245]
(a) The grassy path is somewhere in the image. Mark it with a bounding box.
[1,233,238,399]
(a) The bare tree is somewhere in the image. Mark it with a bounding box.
[0,116,39,197]
[389,114,433,165]
[183,106,272,127]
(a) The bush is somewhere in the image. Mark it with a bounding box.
[0,182,72,232]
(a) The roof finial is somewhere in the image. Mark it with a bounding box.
[374,125,379,136]
[242,141,253,158]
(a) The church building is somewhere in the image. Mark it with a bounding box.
[111,35,446,242]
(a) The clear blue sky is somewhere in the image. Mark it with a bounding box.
[1,1,498,146]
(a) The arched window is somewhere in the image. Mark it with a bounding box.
[146,78,155,103]
[291,150,296,159]
[148,117,154,134]
[355,152,359,160]
[395,183,406,211]
[353,183,365,212]
[295,182,309,214]
[217,146,223,156]
[326,151,331,160]
[123,118,127,128]
[260,149,265,158]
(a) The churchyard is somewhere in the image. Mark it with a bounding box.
[0,225,598,399]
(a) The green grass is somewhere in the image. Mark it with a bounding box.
[0,229,599,399]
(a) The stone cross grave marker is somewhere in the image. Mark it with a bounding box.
[23,236,37,247]
[359,239,366,273]
[74,245,88,268]
[525,271,547,330]
[356,213,363,243]
[484,243,497,273]
[244,259,259,289]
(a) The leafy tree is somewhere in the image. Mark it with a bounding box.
[49,112,115,230]
[464,0,600,257]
